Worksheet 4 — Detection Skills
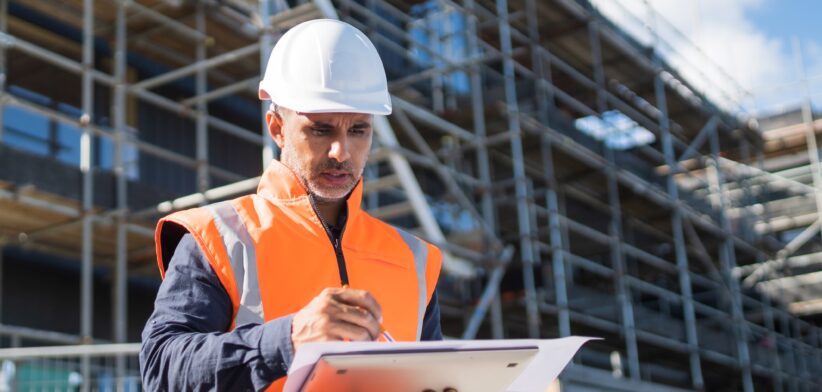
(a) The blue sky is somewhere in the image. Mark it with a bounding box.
[593,0,822,115]
[749,1,822,52]
[747,0,822,109]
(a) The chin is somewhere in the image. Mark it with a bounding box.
[306,174,360,201]
[310,186,353,201]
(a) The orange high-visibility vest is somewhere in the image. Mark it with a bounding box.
[154,160,442,391]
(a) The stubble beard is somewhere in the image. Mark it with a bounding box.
[280,144,361,203]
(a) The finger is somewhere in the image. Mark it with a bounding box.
[332,303,381,339]
[327,319,376,341]
[334,289,382,323]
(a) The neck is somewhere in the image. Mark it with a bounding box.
[313,196,346,227]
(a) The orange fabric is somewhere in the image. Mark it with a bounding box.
[156,207,241,325]
[299,358,414,392]
[155,160,442,391]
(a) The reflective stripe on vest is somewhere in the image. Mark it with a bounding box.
[393,228,428,341]
[207,201,265,326]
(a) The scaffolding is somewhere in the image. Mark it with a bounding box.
[0,0,820,391]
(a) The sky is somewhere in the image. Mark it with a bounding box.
[747,0,822,107]
[590,0,822,118]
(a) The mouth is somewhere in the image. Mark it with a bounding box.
[319,171,351,186]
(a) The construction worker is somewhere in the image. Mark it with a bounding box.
[139,19,443,391]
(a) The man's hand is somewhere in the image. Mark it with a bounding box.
[291,287,383,351]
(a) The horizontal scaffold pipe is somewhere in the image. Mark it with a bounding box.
[392,97,479,144]
[130,43,259,91]
[537,301,741,368]
[516,110,765,259]
[439,0,715,145]
[123,1,206,42]
[0,32,263,147]
[0,343,141,360]
[1,94,245,184]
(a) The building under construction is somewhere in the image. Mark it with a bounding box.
[0,0,820,390]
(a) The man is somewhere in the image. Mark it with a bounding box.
[140,19,443,391]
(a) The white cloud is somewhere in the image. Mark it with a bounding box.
[591,0,814,116]
[806,41,822,102]
[808,42,822,72]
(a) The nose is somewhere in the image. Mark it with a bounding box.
[328,135,351,162]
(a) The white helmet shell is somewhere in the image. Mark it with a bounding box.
[259,19,392,115]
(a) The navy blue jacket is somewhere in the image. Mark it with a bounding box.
[140,233,442,391]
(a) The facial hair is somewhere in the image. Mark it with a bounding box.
[280,142,361,202]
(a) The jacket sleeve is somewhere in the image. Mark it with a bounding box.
[139,234,294,391]
[420,290,443,340]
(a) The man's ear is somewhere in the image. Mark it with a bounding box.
[266,110,286,149]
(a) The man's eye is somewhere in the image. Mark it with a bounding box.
[311,127,330,135]
[350,128,367,135]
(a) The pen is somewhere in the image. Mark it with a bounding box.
[381,328,395,342]
[342,284,394,342]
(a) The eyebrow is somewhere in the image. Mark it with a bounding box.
[310,121,371,128]
[311,121,335,129]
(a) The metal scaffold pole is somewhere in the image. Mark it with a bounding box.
[196,1,210,194]
[112,0,128,346]
[0,0,6,143]
[815,327,822,388]
[647,3,704,388]
[709,129,753,391]
[260,0,277,167]
[778,312,798,390]
[587,6,640,379]
[495,0,540,339]
[762,295,784,392]
[604,147,640,380]
[465,0,504,340]
[80,0,95,390]
[429,5,444,113]
[792,318,810,390]
[540,141,570,338]
[525,0,570,340]
[112,0,128,389]
[0,244,3,323]
[793,314,804,389]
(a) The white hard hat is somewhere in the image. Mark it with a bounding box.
[259,19,392,115]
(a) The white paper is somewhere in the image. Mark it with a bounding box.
[284,336,594,392]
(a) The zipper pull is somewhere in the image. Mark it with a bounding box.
[331,228,343,249]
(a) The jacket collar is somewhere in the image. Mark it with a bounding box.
[256,159,363,218]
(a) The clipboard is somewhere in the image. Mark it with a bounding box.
[283,337,594,392]
[298,346,539,392]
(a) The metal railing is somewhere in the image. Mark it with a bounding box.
[0,343,141,392]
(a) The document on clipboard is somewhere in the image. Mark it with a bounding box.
[283,336,594,392]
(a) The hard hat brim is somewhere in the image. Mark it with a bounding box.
[262,86,392,115]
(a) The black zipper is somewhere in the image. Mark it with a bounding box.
[309,194,349,286]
